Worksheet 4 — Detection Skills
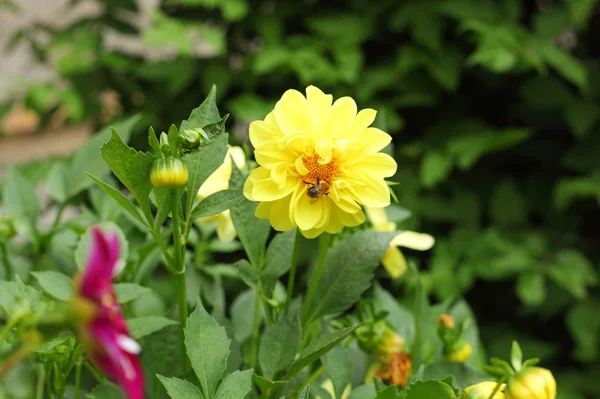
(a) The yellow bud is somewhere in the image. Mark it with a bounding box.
[377,328,405,358]
[444,339,472,362]
[439,314,456,329]
[463,381,506,399]
[150,158,189,188]
[506,367,556,399]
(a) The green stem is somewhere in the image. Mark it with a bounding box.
[284,230,302,315]
[171,189,189,373]
[36,365,44,399]
[0,243,12,280]
[84,361,104,383]
[73,359,82,399]
[250,290,261,369]
[487,376,507,399]
[301,234,332,323]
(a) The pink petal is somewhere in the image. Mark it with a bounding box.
[79,227,120,302]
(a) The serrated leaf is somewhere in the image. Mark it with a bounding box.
[185,299,231,397]
[283,324,361,379]
[114,283,151,304]
[261,230,297,295]
[259,310,301,380]
[214,369,253,399]
[157,375,203,399]
[128,316,177,339]
[191,189,244,219]
[31,271,73,301]
[88,174,148,227]
[100,129,155,216]
[183,134,229,218]
[304,231,397,323]
[180,85,220,132]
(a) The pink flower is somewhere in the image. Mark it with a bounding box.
[72,227,144,399]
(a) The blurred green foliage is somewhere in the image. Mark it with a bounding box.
[4,0,600,397]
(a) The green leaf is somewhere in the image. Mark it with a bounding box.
[567,0,598,28]
[259,310,301,380]
[540,43,587,88]
[128,316,177,339]
[283,324,361,379]
[100,129,155,217]
[261,230,297,295]
[489,179,525,225]
[142,325,183,378]
[420,362,488,390]
[180,85,220,132]
[157,375,203,399]
[299,385,310,399]
[0,279,43,317]
[46,162,69,203]
[183,133,229,218]
[230,196,271,268]
[305,231,397,323]
[511,340,523,371]
[403,380,456,399]
[376,386,397,399]
[231,289,259,342]
[322,345,352,399]
[234,259,259,288]
[191,189,244,219]
[420,151,453,187]
[114,283,151,304]
[31,271,73,301]
[564,100,600,138]
[566,301,600,362]
[87,382,126,399]
[348,385,377,399]
[148,126,162,156]
[2,167,39,225]
[214,369,253,399]
[547,250,598,299]
[516,272,546,306]
[185,299,231,398]
[152,187,174,228]
[88,174,148,227]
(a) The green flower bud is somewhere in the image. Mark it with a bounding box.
[150,158,189,188]
[180,128,207,150]
[444,339,472,362]
[506,367,556,399]
[356,320,404,358]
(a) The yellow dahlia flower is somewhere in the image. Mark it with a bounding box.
[197,146,246,241]
[365,206,435,278]
[243,86,397,238]
[463,381,506,399]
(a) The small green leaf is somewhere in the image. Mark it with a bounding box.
[261,230,297,295]
[31,271,73,301]
[180,85,220,132]
[304,231,397,323]
[114,283,151,304]
[128,316,177,339]
[148,127,163,156]
[540,43,587,88]
[516,272,546,306]
[511,341,523,371]
[214,369,253,399]
[191,189,244,219]
[2,167,39,226]
[185,299,231,398]
[283,324,362,379]
[420,151,454,187]
[259,310,302,380]
[167,124,180,157]
[157,375,203,399]
[88,174,148,227]
[100,129,155,217]
[403,380,456,399]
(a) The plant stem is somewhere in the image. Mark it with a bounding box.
[284,230,302,315]
[301,233,332,323]
[0,243,12,280]
[487,376,507,399]
[250,290,261,369]
[74,359,82,399]
[36,365,44,399]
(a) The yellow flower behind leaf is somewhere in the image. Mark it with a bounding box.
[197,146,246,241]
[464,381,506,399]
[365,206,434,278]
[243,86,397,238]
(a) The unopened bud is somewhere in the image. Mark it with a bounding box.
[439,314,455,329]
[506,367,556,399]
[444,339,472,362]
[463,381,505,399]
[150,158,189,188]
[180,128,207,150]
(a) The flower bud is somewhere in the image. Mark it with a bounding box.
[506,367,556,399]
[439,313,455,329]
[444,339,472,362]
[180,128,207,150]
[150,158,189,188]
[463,381,506,399]
[356,320,404,357]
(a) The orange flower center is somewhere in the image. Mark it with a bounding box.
[301,154,340,185]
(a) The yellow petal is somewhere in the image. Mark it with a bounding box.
[216,211,237,242]
[382,247,407,279]
[245,167,296,201]
[348,173,391,207]
[255,144,297,167]
[294,187,327,230]
[229,146,246,169]
[268,195,296,232]
[365,206,390,229]
[197,156,232,199]
[390,231,435,250]
[351,153,397,177]
[340,108,377,140]
[362,127,392,152]
[249,113,283,147]
[322,96,357,138]
[306,85,333,133]
[274,89,312,135]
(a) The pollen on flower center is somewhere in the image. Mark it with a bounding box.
[301,153,340,185]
